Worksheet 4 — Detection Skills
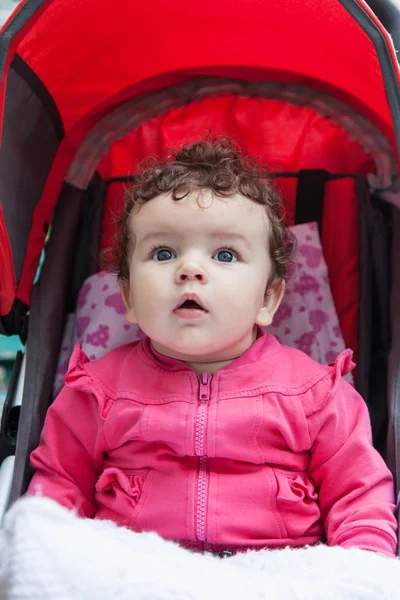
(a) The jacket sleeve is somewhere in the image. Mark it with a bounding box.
[28,360,108,518]
[307,363,397,557]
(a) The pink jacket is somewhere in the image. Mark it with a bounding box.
[29,330,397,555]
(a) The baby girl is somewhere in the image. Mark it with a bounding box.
[29,138,397,556]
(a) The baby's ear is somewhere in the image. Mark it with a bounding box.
[119,280,138,324]
[256,279,285,327]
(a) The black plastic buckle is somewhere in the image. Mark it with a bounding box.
[212,550,234,559]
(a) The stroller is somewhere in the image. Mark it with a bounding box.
[0,0,399,557]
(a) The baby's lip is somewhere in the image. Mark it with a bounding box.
[174,293,208,312]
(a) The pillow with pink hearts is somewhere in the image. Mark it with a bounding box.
[53,222,351,397]
[267,222,348,368]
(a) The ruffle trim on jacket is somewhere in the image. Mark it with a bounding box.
[63,343,113,419]
[329,348,355,388]
[303,349,356,417]
[315,348,357,411]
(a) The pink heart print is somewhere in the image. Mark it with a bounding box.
[309,310,329,333]
[86,324,110,348]
[299,244,323,268]
[333,325,342,338]
[105,293,126,315]
[272,302,293,327]
[78,282,92,309]
[294,331,316,354]
[325,350,339,363]
[77,316,91,338]
[294,273,320,296]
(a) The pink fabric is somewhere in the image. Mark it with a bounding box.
[30,330,397,556]
[53,223,352,397]
[268,224,349,366]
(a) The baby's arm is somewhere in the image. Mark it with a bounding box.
[28,384,107,518]
[307,377,397,557]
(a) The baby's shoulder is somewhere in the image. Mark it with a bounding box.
[260,342,355,412]
[65,341,142,397]
[261,342,328,390]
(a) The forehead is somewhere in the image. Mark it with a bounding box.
[130,190,270,241]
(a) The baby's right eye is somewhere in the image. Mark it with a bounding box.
[151,247,176,261]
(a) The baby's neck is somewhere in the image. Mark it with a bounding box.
[186,357,237,375]
[151,327,258,375]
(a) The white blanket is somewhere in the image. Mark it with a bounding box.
[0,496,399,600]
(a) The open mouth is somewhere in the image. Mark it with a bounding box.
[178,300,205,310]
[174,297,208,319]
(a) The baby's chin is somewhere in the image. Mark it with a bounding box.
[146,324,258,365]
[150,337,230,362]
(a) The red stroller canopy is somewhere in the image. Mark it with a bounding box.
[4,0,400,138]
[0,0,399,316]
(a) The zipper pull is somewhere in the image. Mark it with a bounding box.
[199,372,212,401]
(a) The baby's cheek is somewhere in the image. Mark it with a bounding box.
[229,282,260,313]
[136,298,159,324]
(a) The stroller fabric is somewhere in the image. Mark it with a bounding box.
[0,2,399,596]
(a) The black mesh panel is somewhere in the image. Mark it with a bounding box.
[0,54,63,285]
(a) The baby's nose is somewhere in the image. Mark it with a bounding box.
[175,262,208,283]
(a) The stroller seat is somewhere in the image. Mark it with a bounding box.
[0,1,398,561]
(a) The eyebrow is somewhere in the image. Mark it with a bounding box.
[138,231,179,245]
[138,230,251,248]
[208,231,251,249]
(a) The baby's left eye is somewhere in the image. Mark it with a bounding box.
[212,250,238,263]
[151,247,176,261]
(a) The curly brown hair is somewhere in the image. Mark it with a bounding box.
[105,138,296,288]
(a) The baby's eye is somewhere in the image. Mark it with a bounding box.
[151,248,176,261]
[212,249,238,263]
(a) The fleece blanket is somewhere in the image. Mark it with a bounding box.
[0,497,399,600]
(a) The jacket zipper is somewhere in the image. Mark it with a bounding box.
[195,372,212,543]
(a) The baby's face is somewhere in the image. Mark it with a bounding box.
[121,190,284,364]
